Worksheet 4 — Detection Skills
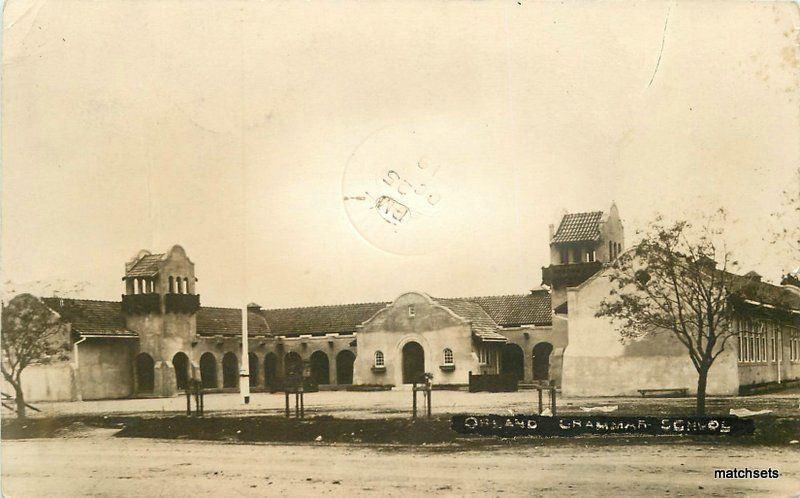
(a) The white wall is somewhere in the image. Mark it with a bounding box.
[561,269,740,397]
[354,293,478,386]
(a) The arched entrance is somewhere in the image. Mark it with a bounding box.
[532,342,553,380]
[500,343,524,381]
[172,352,190,390]
[402,342,425,384]
[284,352,303,378]
[200,352,217,388]
[222,352,239,388]
[336,350,355,384]
[310,351,330,385]
[264,353,277,388]
[248,353,259,388]
[135,353,155,393]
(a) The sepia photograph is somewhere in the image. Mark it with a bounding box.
[1,0,799,496]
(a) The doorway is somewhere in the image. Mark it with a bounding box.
[402,342,425,384]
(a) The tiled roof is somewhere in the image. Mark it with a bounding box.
[727,274,800,313]
[41,298,136,337]
[196,307,272,337]
[551,211,604,244]
[260,292,554,337]
[460,291,552,326]
[125,254,165,277]
[260,302,388,336]
[436,298,508,342]
[38,291,554,341]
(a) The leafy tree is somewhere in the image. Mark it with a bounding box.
[1,294,69,418]
[595,214,739,415]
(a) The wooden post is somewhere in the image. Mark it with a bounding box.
[186,387,191,416]
[537,388,543,415]
[295,391,300,418]
[426,388,431,419]
[412,381,418,419]
[300,389,305,419]
[285,391,290,418]
[198,386,204,416]
[550,387,556,416]
[194,383,200,417]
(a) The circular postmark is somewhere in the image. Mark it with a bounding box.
[342,124,457,255]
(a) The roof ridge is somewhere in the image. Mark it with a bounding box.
[41,297,121,305]
[452,293,531,300]
[564,210,603,216]
[263,301,389,312]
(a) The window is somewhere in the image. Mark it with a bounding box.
[770,326,777,362]
[560,248,568,264]
[374,351,384,368]
[738,319,775,364]
[587,250,596,262]
[408,305,415,317]
[443,348,454,365]
[790,328,800,362]
[738,332,743,362]
[168,276,175,293]
[478,345,494,366]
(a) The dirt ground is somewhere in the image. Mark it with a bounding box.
[17,388,800,419]
[2,429,799,497]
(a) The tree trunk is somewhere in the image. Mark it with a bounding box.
[696,367,708,416]
[13,380,26,419]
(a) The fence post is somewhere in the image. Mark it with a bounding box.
[300,389,305,419]
[186,387,191,416]
[538,388,543,415]
[412,381,417,419]
[426,388,431,419]
[550,387,556,416]
[285,391,290,418]
[194,383,201,417]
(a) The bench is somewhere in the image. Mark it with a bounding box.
[637,388,688,398]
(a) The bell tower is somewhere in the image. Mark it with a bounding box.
[122,245,200,397]
[541,204,624,310]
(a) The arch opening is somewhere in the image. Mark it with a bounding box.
[336,350,355,385]
[248,352,259,387]
[222,352,239,388]
[200,352,217,388]
[500,343,525,382]
[310,351,330,385]
[284,352,303,379]
[532,342,553,381]
[402,342,425,384]
[264,353,278,389]
[172,352,190,390]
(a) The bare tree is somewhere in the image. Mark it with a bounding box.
[595,214,740,415]
[1,294,69,418]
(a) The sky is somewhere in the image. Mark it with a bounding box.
[2,0,798,308]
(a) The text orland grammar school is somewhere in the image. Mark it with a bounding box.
[9,205,800,401]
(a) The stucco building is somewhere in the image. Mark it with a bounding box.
[8,205,800,401]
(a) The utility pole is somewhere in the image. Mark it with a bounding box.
[241,305,250,404]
